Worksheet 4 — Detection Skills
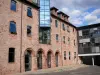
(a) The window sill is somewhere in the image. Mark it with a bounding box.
[27,15,33,18]
[56,40,59,42]
[8,62,15,64]
[10,32,17,35]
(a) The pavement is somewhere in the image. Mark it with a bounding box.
[14,64,100,75]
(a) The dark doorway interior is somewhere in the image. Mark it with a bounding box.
[37,51,42,69]
[94,56,100,66]
[47,51,51,68]
[55,52,59,67]
[25,50,32,71]
[80,56,100,66]
[80,56,92,65]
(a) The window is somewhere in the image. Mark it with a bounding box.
[10,21,17,34]
[56,34,59,41]
[32,0,38,4]
[27,25,32,37]
[79,43,83,47]
[58,14,61,17]
[74,52,76,59]
[62,24,65,31]
[50,18,52,22]
[64,51,66,60]
[27,7,32,17]
[73,28,74,32]
[82,30,89,37]
[55,20,58,27]
[11,0,16,11]
[74,40,75,46]
[67,26,70,32]
[39,28,50,44]
[69,52,71,60]
[63,36,65,43]
[8,48,15,63]
[68,37,70,44]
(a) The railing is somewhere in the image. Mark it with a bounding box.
[78,46,100,54]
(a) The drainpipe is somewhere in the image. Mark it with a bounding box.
[20,1,23,73]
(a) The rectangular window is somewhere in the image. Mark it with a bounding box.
[55,20,58,27]
[27,25,32,37]
[39,28,50,44]
[73,28,74,32]
[11,0,16,11]
[82,30,90,38]
[74,40,75,46]
[63,36,65,43]
[69,52,71,60]
[27,7,32,17]
[56,34,59,41]
[8,48,15,63]
[64,51,66,60]
[10,21,17,34]
[68,37,70,44]
[67,26,70,32]
[62,24,65,31]
[74,52,76,59]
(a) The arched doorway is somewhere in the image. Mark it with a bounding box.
[55,52,59,67]
[47,51,52,68]
[37,50,43,69]
[25,50,32,71]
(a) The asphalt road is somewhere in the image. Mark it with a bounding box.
[32,66,100,75]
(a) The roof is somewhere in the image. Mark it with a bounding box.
[18,0,39,9]
[51,13,77,29]
[57,11,69,18]
[77,23,100,30]
[50,7,58,11]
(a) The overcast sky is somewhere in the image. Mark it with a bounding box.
[50,0,100,27]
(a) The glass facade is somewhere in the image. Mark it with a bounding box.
[39,0,50,27]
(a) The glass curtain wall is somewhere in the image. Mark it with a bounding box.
[40,0,50,27]
[39,0,51,44]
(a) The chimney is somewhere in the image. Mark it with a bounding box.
[50,7,58,16]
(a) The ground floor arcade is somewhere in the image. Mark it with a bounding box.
[24,48,62,72]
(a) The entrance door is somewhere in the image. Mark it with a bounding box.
[37,51,42,69]
[25,51,31,71]
[55,52,58,67]
[47,52,51,68]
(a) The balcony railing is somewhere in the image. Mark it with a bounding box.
[78,46,100,54]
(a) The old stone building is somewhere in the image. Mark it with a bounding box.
[0,0,78,75]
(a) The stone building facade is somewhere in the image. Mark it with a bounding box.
[0,0,78,75]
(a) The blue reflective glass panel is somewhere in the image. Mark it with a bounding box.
[10,21,16,33]
[27,7,32,17]
[39,0,50,27]
[11,0,16,11]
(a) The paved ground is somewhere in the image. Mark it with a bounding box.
[14,65,100,75]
